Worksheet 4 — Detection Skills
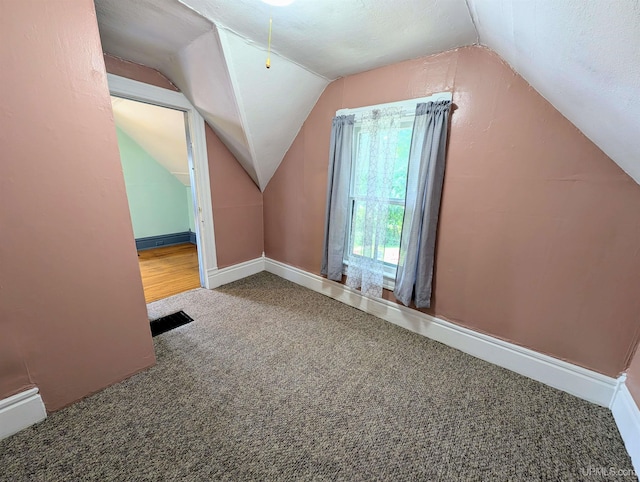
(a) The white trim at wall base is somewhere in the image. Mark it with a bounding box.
[611,377,640,474]
[0,388,47,440]
[208,257,266,289]
[263,258,618,407]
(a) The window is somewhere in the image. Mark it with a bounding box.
[344,115,414,286]
[322,92,452,298]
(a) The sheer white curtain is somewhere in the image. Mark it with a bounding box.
[346,107,405,298]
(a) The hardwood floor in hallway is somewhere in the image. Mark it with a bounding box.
[138,243,200,303]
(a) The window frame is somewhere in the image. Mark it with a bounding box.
[344,120,413,289]
[337,92,452,290]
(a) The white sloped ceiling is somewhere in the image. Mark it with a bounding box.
[177,0,477,80]
[96,0,640,188]
[95,0,211,68]
[217,28,329,188]
[161,29,258,184]
[164,27,328,187]
[467,0,640,184]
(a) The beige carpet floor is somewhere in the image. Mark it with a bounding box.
[0,272,635,481]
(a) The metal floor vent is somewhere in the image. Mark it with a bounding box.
[150,311,193,337]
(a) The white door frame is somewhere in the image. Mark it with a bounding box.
[108,73,217,288]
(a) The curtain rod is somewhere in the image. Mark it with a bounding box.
[336,91,453,117]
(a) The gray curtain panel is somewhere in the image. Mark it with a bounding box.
[321,115,355,281]
[394,100,451,308]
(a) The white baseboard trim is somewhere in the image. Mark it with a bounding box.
[611,377,640,473]
[263,258,618,407]
[0,388,47,440]
[207,257,265,289]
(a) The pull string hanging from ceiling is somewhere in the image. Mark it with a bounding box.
[261,0,296,69]
[266,9,272,69]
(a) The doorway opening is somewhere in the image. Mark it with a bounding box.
[112,96,200,302]
[108,73,218,300]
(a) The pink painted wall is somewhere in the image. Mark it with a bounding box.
[206,128,264,268]
[104,54,178,91]
[103,55,264,269]
[627,347,640,405]
[264,46,640,377]
[0,0,156,411]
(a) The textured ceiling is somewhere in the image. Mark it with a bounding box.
[179,0,478,79]
[467,0,640,184]
[96,0,210,67]
[96,0,640,188]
